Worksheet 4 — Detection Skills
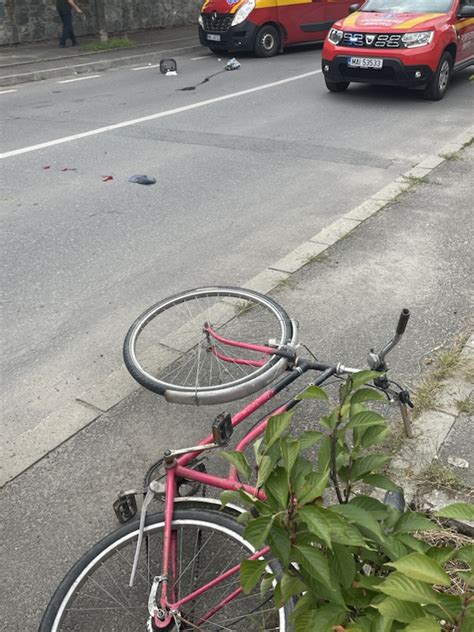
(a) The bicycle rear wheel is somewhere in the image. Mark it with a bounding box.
[40,508,292,631]
[123,287,295,405]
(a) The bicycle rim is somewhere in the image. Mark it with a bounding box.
[42,509,289,631]
[123,287,294,405]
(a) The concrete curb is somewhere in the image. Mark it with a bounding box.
[390,333,474,504]
[0,43,204,87]
[2,126,473,488]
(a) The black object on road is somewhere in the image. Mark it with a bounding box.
[128,175,156,185]
[160,59,177,74]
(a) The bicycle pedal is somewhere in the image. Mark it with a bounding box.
[113,492,138,523]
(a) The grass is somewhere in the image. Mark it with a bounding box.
[439,151,462,161]
[402,174,427,187]
[456,396,474,415]
[80,38,133,52]
[462,136,474,149]
[416,460,470,495]
[412,332,470,419]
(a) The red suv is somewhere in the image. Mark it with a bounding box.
[322,0,474,99]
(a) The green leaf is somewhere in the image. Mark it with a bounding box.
[361,474,401,492]
[370,612,394,632]
[244,515,274,548]
[220,489,255,509]
[256,455,274,488]
[220,451,252,481]
[454,543,473,565]
[436,502,474,522]
[350,370,383,391]
[350,455,391,480]
[348,410,386,430]
[281,438,300,476]
[290,455,313,490]
[359,424,390,449]
[265,466,289,510]
[374,597,425,623]
[299,430,324,449]
[297,604,346,632]
[382,536,408,561]
[404,617,441,632]
[267,523,291,567]
[424,593,462,621]
[377,572,440,604]
[277,572,306,607]
[298,506,332,548]
[394,512,437,534]
[426,546,454,565]
[296,544,345,607]
[350,495,389,520]
[397,534,429,554]
[386,552,450,586]
[264,411,293,450]
[294,609,319,632]
[317,436,332,472]
[240,559,267,594]
[320,409,339,431]
[260,572,274,598]
[324,511,368,547]
[295,385,329,401]
[330,503,384,542]
[297,469,329,505]
[351,387,387,404]
[330,543,356,589]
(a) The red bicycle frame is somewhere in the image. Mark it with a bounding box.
[150,328,334,628]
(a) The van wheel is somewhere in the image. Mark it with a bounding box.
[423,51,452,101]
[325,79,350,92]
[254,25,280,57]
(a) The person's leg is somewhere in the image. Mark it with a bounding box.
[68,14,78,46]
[58,13,67,47]
[62,13,77,46]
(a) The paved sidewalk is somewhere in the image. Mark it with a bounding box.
[0,25,203,87]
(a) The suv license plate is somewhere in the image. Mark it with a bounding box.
[207,34,221,42]
[348,57,383,69]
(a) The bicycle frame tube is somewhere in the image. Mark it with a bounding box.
[155,363,338,627]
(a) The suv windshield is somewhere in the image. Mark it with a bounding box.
[361,0,453,12]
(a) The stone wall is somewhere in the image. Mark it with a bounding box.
[0,0,201,46]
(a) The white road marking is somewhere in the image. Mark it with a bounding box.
[132,63,162,71]
[0,89,17,94]
[191,56,210,61]
[58,74,101,84]
[0,70,322,159]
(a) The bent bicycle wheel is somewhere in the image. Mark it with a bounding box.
[40,508,292,631]
[123,287,295,405]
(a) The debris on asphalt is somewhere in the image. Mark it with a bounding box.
[128,175,156,185]
[225,58,240,71]
[160,59,177,74]
[166,70,177,76]
[61,167,77,171]
[102,175,113,182]
[42,166,51,170]
[447,456,469,469]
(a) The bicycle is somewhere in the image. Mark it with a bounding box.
[40,286,414,631]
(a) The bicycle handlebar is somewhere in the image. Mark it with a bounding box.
[396,308,410,335]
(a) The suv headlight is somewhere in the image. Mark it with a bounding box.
[402,31,434,48]
[198,15,204,27]
[328,28,344,45]
[231,0,256,26]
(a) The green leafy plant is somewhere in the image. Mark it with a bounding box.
[221,372,474,632]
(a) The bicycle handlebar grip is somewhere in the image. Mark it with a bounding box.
[396,308,410,335]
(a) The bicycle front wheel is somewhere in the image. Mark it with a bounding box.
[123,287,295,405]
[40,508,292,631]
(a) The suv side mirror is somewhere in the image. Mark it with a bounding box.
[458,5,474,17]
[349,3,361,12]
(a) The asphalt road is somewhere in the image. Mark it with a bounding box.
[0,44,473,631]
[1,47,473,487]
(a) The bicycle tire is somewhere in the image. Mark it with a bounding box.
[123,286,295,405]
[40,507,292,631]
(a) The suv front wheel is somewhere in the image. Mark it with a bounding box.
[423,51,452,101]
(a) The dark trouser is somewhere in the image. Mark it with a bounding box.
[59,12,77,46]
